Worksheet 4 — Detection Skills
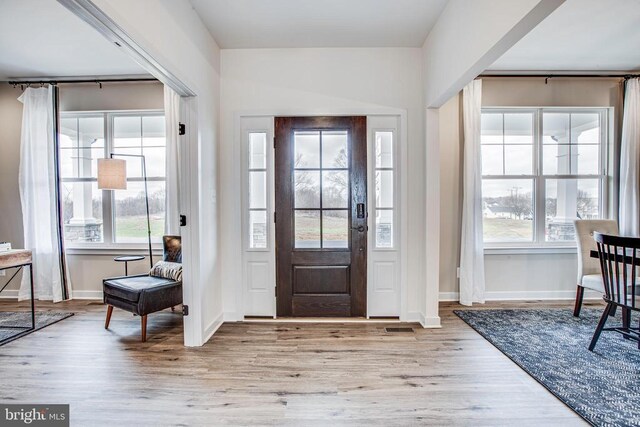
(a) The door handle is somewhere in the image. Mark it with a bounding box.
[351,225,366,233]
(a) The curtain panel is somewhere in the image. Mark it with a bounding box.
[18,86,66,302]
[619,78,640,236]
[459,79,485,306]
[164,86,181,236]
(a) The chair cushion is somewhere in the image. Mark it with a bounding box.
[581,274,605,292]
[150,261,182,281]
[103,275,178,303]
[581,274,640,294]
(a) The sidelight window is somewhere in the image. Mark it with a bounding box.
[374,131,394,248]
[248,132,268,249]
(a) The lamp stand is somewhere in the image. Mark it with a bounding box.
[109,153,154,269]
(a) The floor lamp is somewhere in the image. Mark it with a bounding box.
[98,153,154,268]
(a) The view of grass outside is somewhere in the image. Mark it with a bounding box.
[115,215,165,242]
[483,218,533,242]
[295,212,347,247]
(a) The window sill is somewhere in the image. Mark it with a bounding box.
[65,246,163,256]
[484,246,577,255]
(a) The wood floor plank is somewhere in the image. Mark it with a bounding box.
[0,299,599,425]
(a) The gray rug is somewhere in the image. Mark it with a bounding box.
[0,311,74,345]
[455,308,640,427]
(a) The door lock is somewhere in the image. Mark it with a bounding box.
[351,225,366,233]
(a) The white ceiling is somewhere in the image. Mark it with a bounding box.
[490,0,640,71]
[189,0,449,49]
[0,0,148,80]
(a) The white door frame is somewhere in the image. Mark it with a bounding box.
[236,108,408,321]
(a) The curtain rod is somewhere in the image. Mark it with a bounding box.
[479,73,640,80]
[6,77,158,88]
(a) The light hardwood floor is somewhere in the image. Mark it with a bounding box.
[0,299,602,426]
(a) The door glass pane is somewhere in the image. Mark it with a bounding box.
[322,171,348,208]
[375,132,393,168]
[249,210,267,249]
[375,209,393,248]
[249,133,267,169]
[375,170,393,208]
[114,181,165,243]
[294,171,320,208]
[249,171,266,209]
[295,210,320,248]
[545,179,600,242]
[323,210,348,248]
[61,181,103,243]
[482,179,534,242]
[294,131,320,168]
[481,145,503,175]
[322,131,348,168]
[504,145,532,175]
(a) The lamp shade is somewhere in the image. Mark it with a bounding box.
[97,158,127,190]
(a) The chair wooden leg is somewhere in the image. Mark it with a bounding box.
[573,285,585,317]
[622,307,631,329]
[105,305,114,329]
[589,303,613,351]
[141,315,147,342]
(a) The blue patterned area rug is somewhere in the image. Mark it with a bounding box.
[455,309,640,427]
[0,312,74,346]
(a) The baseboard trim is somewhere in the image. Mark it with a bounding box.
[421,314,442,328]
[439,289,603,302]
[203,311,224,343]
[71,290,103,300]
[0,290,19,299]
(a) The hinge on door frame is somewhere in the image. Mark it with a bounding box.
[182,305,189,316]
[180,215,187,226]
[273,137,276,149]
[273,212,276,223]
[179,122,186,135]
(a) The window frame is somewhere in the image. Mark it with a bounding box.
[60,109,166,250]
[481,107,609,249]
[372,129,397,250]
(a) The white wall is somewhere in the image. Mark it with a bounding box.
[219,48,425,321]
[438,77,622,300]
[0,82,164,298]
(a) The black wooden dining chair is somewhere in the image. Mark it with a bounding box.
[589,232,640,351]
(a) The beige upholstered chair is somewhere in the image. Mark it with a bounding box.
[573,219,619,316]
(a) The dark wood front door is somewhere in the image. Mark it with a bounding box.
[275,116,367,317]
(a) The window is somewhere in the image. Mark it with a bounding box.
[248,132,268,249]
[374,131,395,248]
[293,130,349,249]
[59,111,166,246]
[481,108,607,245]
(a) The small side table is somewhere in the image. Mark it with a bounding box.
[114,255,145,276]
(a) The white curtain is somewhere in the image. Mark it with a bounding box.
[164,85,181,235]
[18,86,64,302]
[619,78,640,236]
[459,79,485,306]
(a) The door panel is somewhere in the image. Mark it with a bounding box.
[275,116,367,317]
